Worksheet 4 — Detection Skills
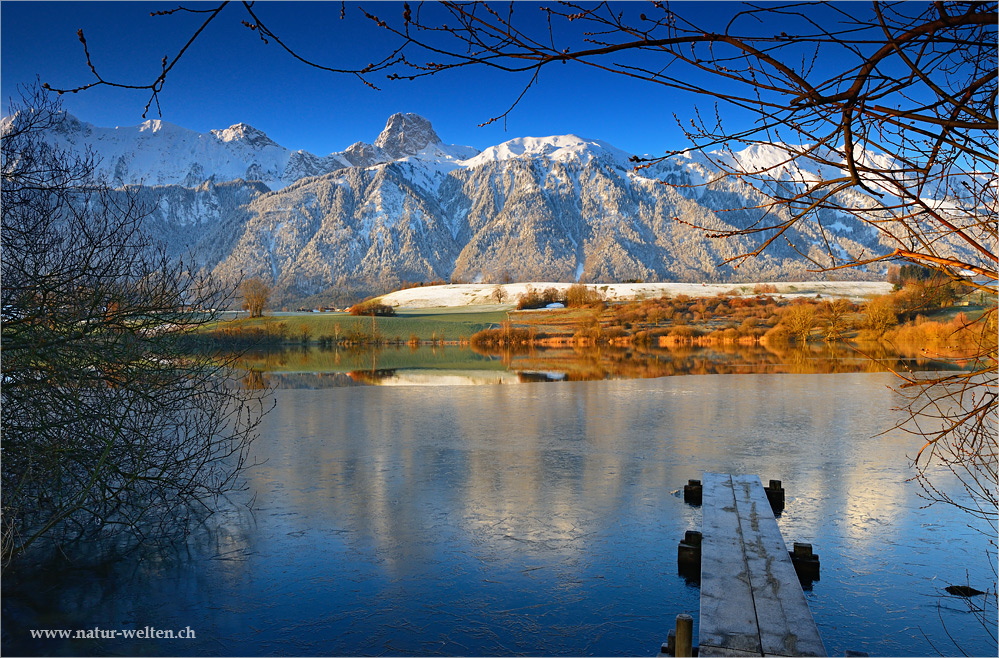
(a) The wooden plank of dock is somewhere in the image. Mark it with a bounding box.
[698,473,826,657]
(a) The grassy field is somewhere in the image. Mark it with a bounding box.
[205,292,995,350]
[207,309,510,342]
[512,307,603,335]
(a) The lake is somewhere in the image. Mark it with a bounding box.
[3,371,995,657]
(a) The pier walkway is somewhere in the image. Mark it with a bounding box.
[697,472,826,657]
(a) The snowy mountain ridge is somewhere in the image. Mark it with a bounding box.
[26,110,484,190]
[463,134,634,169]
[12,109,956,304]
[24,108,863,194]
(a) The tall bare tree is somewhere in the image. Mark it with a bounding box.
[47,1,996,528]
[0,87,269,567]
[240,277,271,318]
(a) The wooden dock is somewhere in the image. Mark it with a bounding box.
[696,472,826,657]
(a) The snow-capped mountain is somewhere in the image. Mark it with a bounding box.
[35,112,299,188]
[31,111,478,190]
[17,110,941,303]
[463,134,633,168]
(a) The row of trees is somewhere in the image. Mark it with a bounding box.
[512,283,606,310]
[472,288,969,349]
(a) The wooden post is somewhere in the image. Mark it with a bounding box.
[677,530,702,580]
[675,614,693,657]
[764,478,785,513]
[789,541,821,582]
[683,479,702,505]
[664,630,675,656]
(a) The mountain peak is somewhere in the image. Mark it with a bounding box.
[211,122,278,148]
[374,113,441,158]
[137,118,187,136]
[463,134,633,168]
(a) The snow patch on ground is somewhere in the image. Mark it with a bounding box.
[268,221,286,282]
[378,281,893,309]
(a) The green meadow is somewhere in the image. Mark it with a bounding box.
[208,309,510,342]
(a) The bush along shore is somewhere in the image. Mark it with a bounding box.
[472,282,995,358]
[187,279,995,360]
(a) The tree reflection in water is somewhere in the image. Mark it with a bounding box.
[233,342,974,388]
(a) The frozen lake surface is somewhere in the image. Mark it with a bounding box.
[3,373,995,656]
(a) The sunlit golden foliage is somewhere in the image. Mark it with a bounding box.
[861,295,899,338]
[781,304,818,343]
[887,310,997,357]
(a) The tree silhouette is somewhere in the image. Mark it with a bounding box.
[1,87,269,566]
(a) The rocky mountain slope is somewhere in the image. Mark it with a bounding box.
[26,110,922,304]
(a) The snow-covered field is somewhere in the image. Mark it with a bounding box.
[378,281,893,310]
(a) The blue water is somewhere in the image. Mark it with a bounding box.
[3,373,995,656]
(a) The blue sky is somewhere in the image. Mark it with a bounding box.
[2,2,839,156]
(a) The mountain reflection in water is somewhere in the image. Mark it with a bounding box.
[237,342,972,388]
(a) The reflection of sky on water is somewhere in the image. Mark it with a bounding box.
[3,374,994,657]
[360,369,522,386]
